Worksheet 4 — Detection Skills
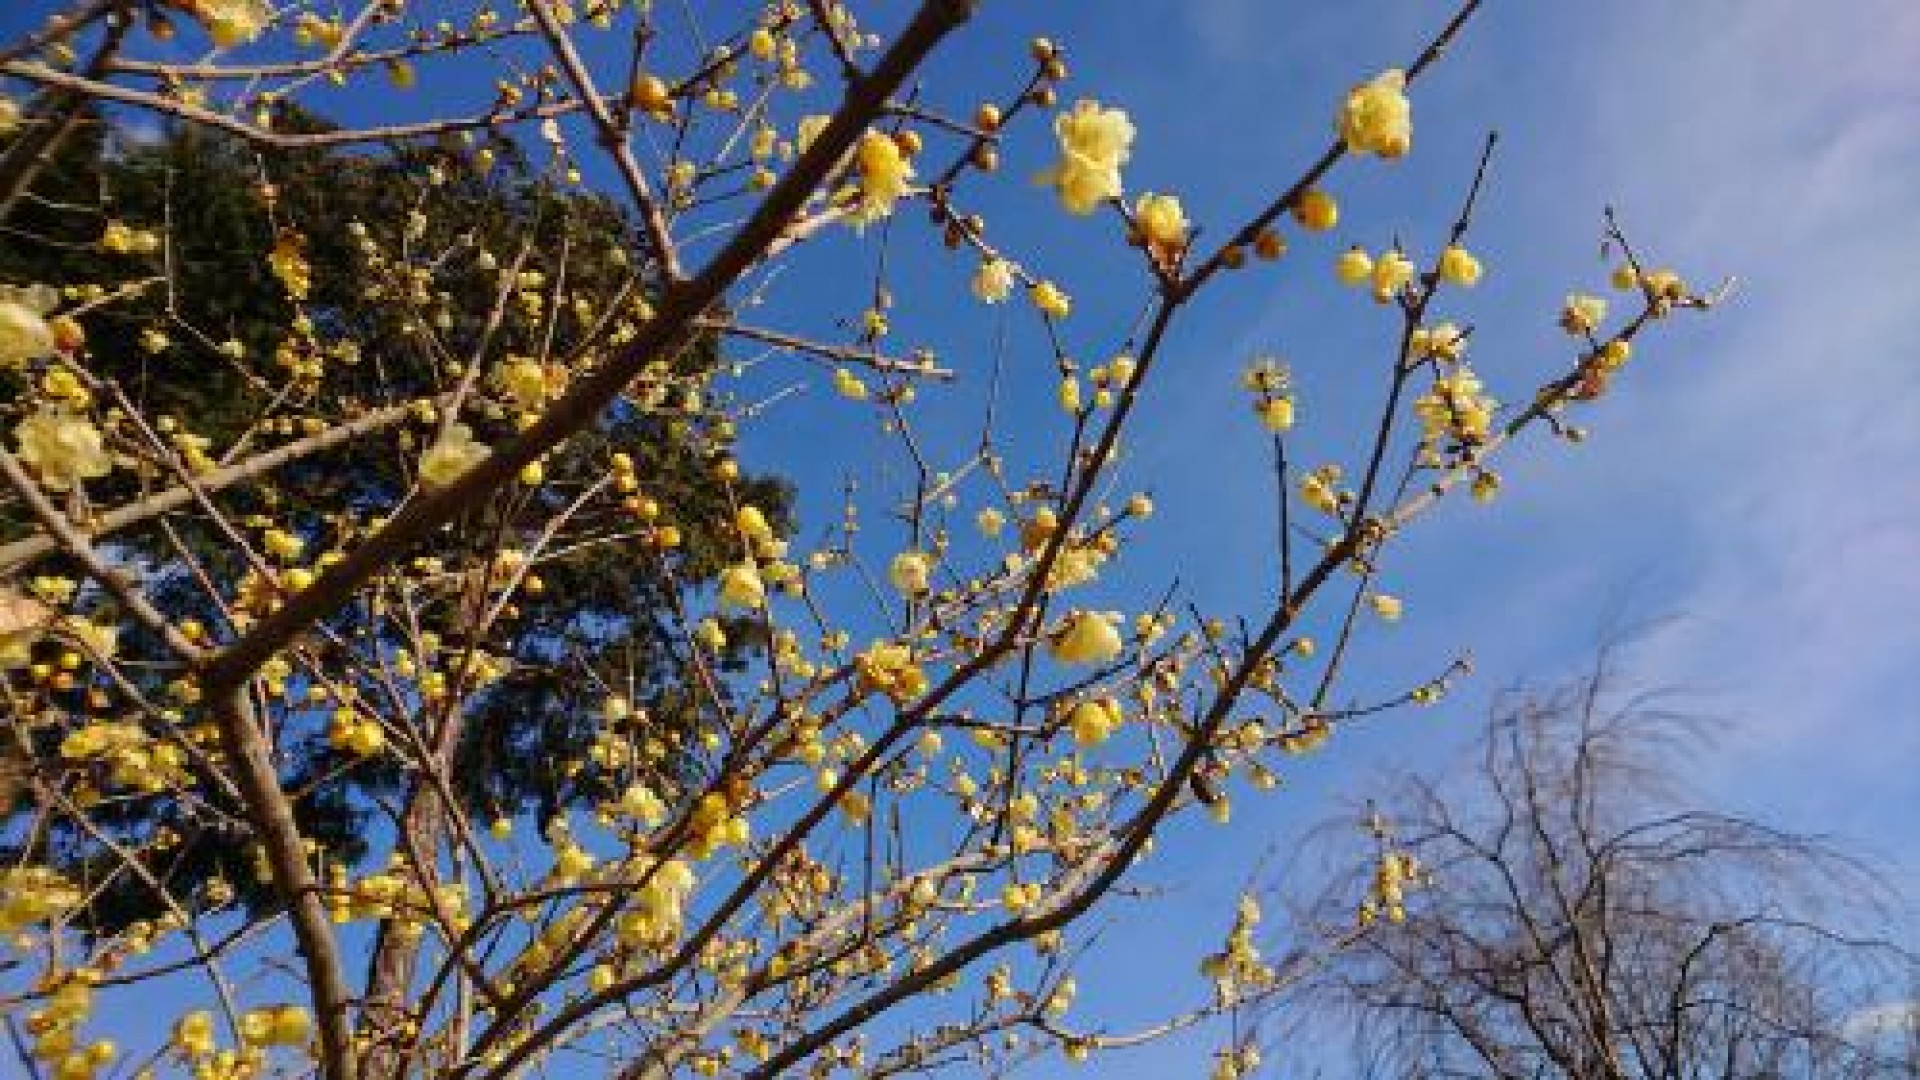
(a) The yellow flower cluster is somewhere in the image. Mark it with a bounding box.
[1243,357,1296,434]
[856,639,928,703]
[1414,367,1498,445]
[98,221,161,256]
[616,857,698,948]
[0,867,82,935]
[60,722,190,794]
[15,407,112,491]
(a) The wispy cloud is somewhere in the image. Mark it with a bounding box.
[1538,0,1920,848]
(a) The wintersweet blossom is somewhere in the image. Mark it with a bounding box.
[972,258,1014,304]
[15,407,111,491]
[889,551,934,595]
[1335,248,1373,286]
[1439,244,1483,287]
[1037,100,1135,214]
[1561,293,1608,335]
[1133,193,1189,251]
[1068,697,1122,746]
[192,0,274,46]
[1337,69,1412,159]
[1371,250,1417,300]
[0,284,57,368]
[718,564,766,609]
[1030,280,1071,319]
[0,96,19,136]
[853,130,913,223]
[418,423,489,489]
[1369,593,1404,622]
[1257,397,1296,433]
[1049,610,1123,666]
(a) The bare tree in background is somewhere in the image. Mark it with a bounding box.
[1260,649,1920,1079]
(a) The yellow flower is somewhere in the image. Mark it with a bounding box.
[0,284,58,368]
[1256,397,1295,433]
[1369,593,1403,622]
[856,639,928,703]
[1037,100,1135,215]
[1413,368,1498,443]
[1299,466,1342,515]
[1049,610,1123,666]
[1335,247,1374,286]
[0,587,51,670]
[888,551,934,596]
[1068,697,1122,746]
[15,407,111,491]
[1439,245,1482,287]
[418,423,489,489]
[1030,280,1072,319]
[853,130,914,223]
[1337,69,1412,159]
[193,0,274,46]
[1133,192,1189,250]
[976,508,1006,537]
[0,96,20,137]
[718,564,765,609]
[1371,250,1416,299]
[1560,293,1608,336]
[833,367,869,400]
[972,258,1014,304]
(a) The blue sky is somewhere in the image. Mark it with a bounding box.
[5,0,1918,1074]
[849,0,1919,1071]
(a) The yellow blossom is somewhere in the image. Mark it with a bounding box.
[15,407,111,491]
[1037,100,1135,214]
[1068,697,1122,746]
[1369,593,1403,622]
[1337,69,1412,159]
[1257,397,1296,433]
[0,284,58,368]
[1049,610,1123,666]
[418,423,489,489]
[718,564,765,609]
[1371,250,1416,299]
[1335,247,1374,286]
[1030,280,1072,319]
[192,0,274,46]
[972,258,1014,304]
[888,551,934,596]
[1133,192,1189,250]
[1561,293,1608,336]
[853,130,914,223]
[1439,244,1482,287]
